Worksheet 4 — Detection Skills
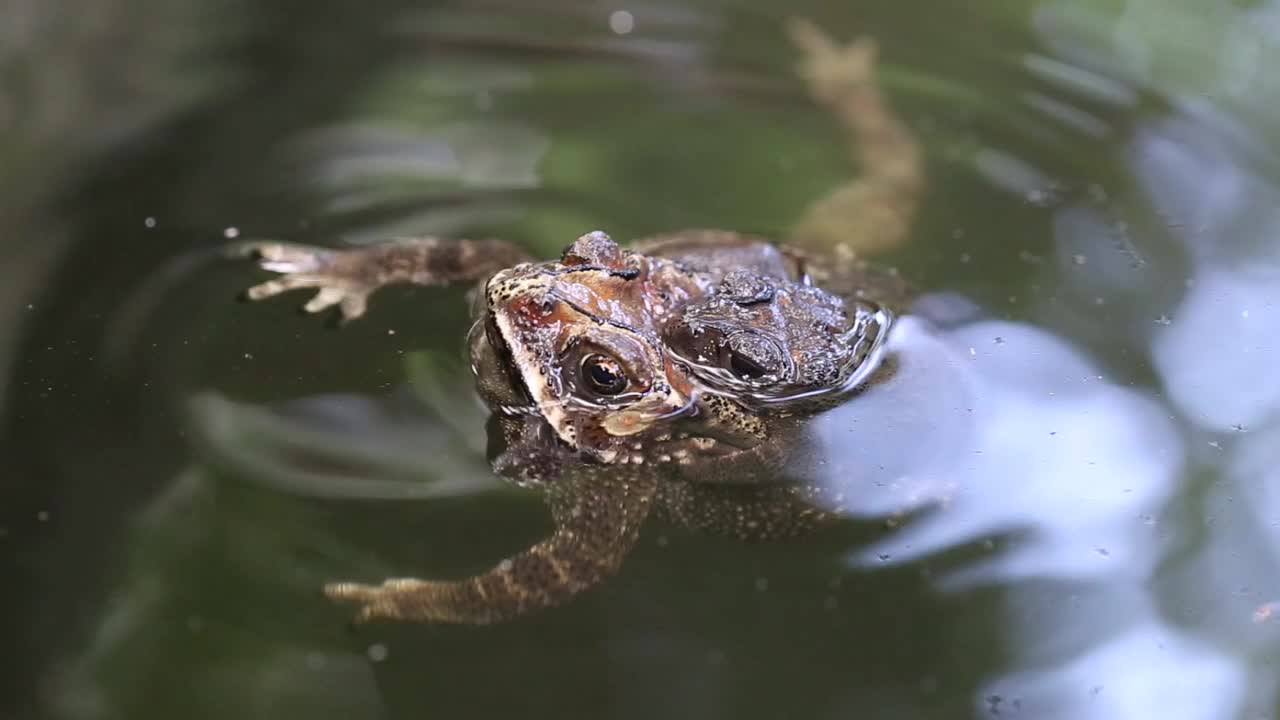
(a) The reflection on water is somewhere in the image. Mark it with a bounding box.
[814,313,1181,586]
[7,1,1280,719]
[807,312,1203,716]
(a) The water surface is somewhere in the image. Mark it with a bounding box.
[4,1,1280,718]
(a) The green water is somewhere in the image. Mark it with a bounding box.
[4,1,1280,718]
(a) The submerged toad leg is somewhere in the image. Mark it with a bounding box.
[657,481,835,541]
[236,237,531,322]
[786,18,923,260]
[326,473,657,624]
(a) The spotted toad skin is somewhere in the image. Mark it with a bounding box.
[236,18,922,624]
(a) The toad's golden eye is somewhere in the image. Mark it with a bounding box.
[581,353,629,396]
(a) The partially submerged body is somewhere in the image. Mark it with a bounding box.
[236,18,923,624]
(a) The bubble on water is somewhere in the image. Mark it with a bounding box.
[608,10,634,34]
[367,643,389,662]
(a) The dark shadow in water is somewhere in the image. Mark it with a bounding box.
[0,0,436,715]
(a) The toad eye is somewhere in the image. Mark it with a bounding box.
[581,353,629,396]
[728,351,770,379]
[722,332,783,381]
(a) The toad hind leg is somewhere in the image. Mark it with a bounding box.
[236,237,531,322]
[326,473,657,624]
[786,18,923,260]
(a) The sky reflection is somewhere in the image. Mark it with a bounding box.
[811,314,1181,588]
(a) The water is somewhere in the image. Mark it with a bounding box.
[4,1,1280,718]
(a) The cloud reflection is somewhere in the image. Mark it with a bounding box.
[805,313,1181,588]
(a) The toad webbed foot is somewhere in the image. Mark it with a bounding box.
[238,242,376,321]
[787,17,879,107]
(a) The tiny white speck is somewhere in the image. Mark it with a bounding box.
[25,304,33,311]
[387,329,396,335]
[1155,315,1172,326]
[1093,297,1106,306]
[242,353,253,360]
[609,10,634,34]
[1072,254,1087,265]
[754,577,769,592]
[223,226,240,239]
[367,643,389,662]
[144,217,157,228]
[968,347,976,357]
[1242,310,1250,319]
[959,252,971,264]
[36,510,49,522]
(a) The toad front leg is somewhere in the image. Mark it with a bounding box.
[326,472,657,624]
[786,18,923,260]
[236,237,531,322]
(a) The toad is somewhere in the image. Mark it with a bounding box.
[236,18,922,624]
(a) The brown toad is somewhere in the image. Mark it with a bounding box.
[235,18,922,624]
